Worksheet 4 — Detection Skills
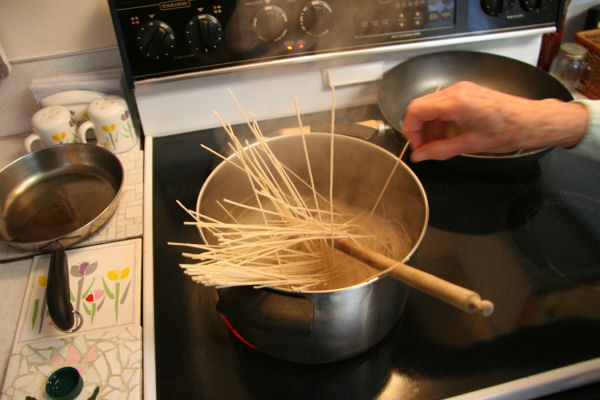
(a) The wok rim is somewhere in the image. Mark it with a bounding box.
[462,145,553,159]
[377,50,573,161]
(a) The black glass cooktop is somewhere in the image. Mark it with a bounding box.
[151,106,600,399]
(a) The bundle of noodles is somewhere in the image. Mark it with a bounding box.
[170,90,495,317]
[171,91,411,291]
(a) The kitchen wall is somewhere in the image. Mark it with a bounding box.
[563,0,599,41]
[0,1,116,61]
[0,0,121,137]
[0,0,596,138]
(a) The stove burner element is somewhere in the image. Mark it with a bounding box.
[220,314,257,350]
[511,191,600,285]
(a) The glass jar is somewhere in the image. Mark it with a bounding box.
[549,42,589,92]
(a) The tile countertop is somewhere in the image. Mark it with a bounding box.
[0,260,31,389]
[1,239,143,399]
[0,137,144,397]
[0,242,144,399]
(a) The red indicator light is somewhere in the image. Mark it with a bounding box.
[220,314,257,350]
[299,43,305,49]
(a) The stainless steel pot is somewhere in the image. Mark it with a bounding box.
[0,144,123,331]
[197,133,428,363]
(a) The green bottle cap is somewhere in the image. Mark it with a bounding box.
[45,367,83,400]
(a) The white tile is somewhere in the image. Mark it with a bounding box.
[14,239,141,344]
[0,259,31,389]
[126,205,143,220]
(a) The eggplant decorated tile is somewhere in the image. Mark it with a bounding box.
[15,239,141,344]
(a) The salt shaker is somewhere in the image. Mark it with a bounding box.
[549,42,589,92]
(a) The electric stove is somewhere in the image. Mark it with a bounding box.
[149,106,600,399]
[105,0,600,397]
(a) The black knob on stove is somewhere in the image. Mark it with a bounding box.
[185,14,224,53]
[300,1,333,38]
[253,5,288,42]
[481,0,515,16]
[136,20,175,60]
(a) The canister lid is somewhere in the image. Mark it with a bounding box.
[45,367,83,400]
[559,42,588,60]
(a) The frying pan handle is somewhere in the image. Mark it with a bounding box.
[46,244,75,331]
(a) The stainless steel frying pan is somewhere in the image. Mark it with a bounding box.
[378,50,574,171]
[0,143,123,331]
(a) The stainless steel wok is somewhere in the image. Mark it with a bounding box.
[378,50,574,171]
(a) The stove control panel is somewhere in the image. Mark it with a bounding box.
[108,0,564,86]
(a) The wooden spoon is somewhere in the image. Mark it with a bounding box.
[334,238,494,317]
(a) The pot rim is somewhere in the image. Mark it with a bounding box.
[197,132,429,294]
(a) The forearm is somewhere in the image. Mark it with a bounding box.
[519,99,588,150]
[403,82,592,161]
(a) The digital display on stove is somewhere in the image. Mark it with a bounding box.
[351,0,455,38]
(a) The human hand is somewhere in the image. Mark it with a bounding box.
[402,81,588,162]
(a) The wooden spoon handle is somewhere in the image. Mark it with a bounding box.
[334,238,494,316]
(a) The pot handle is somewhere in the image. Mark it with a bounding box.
[46,244,76,331]
[217,288,314,337]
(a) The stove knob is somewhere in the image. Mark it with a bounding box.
[481,0,515,16]
[300,1,333,38]
[253,5,288,42]
[185,14,224,53]
[136,20,175,60]
[519,0,543,12]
